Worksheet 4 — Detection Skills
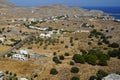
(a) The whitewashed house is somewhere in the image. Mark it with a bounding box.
[102,73,120,80]
[0,37,5,42]
[28,26,48,31]
[40,33,51,38]
[28,18,37,22]
[80,30,90,33]
[20,78,28,80]
[12,54,26,60]
[19,49,28,55]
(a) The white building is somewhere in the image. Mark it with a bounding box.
[20,78,28,80]
[28,18,37,22]
[19,50,28,55]
[0,37,5,42]
[102,73,120,80]
[40,33,51,38]
[80,30,90,33]
[12,54,26,60]
[49,30,60,34]
[28,26,48,31]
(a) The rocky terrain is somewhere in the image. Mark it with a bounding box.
[0,0,108,18]
[0,0,15,8]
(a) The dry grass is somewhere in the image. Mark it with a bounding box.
[0,58,41,77]
[0,45,10,55]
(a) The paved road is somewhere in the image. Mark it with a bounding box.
[0,35,35,58]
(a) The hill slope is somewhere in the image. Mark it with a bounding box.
[0,0,15,8]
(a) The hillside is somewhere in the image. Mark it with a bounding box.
[0,0,15,8]
[0,4,107,18]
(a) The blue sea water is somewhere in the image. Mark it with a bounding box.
[81,7,120,19]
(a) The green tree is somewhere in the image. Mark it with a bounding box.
[70,61,74,65]
[108,50,119,57]
[71,76,80,80]
[73,54,85,64]
[89,76,97,80]
[64,52,69,56]
[98,59,107,66]
[53,56,61,64]
[109,42,119,48]
[85,54,97,65]
[59,55,64,60]
[50,68,58,75]
[97,70,108,80]
[71,67,79,73]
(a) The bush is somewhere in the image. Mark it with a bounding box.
[50,68,58,75]
[70,61,74,65]
[80,49,87,54]
[71,43,74,46]
[71,76,80,80]
[59,55,64,60]
[71,67,79,73]
[75,38,79,40]
[53,57,61,64]
[73,54,85,64]
[53,52,57,56]
[65,45,68,48]
[97,70,108,79]
[60,41,64,44]
[89,76,97,80]
[98,59,108,66]
[88,42,92,45]
[109,43,119,48]
[85,54,97,65]
[98,42,102,45]
[64,52,70,56]
[108,50,119,57]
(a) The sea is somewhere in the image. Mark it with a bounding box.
[81,7,120,19]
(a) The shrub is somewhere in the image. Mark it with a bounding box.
[108,50,119,57]
[89,76,97,80]
[59,55,64,60]
[98,42,102,45]
[85,54,97,65]
[97,70,108,79]
[50,68,58,75]
[109,42,119,48]
[75,38,79,40]
[53,52,57,56]
[73,54,85,64]
[60,41,64,44]
[53,57,61,64]
[70,61,74,65]
[64,52,70,56]
[65,45,68,48]
[80,49,87,54]
[88,42,92,45]
[71,76,80,80]
[71,67,79,73]
[71,43,74,46]
[98,59,108,66]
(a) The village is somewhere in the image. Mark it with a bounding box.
[0,7,120,80]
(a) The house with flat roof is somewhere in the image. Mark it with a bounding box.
[19,49,28,55]
[20,78,28,80]
[0,36,6,42]
[40,33,51,38]
[102,73,120,80]
[12,54,27,60]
